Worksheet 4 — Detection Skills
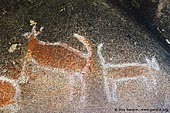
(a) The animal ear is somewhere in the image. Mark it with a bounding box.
[29,20,37,34]
[151,56,156,63]
[35,26,44,36]
[145,56,160,71]
[31,24,37,35]
[145,56,151,64]
[98,43,103,51]
[151,56,160,71]
[31,23,44,37]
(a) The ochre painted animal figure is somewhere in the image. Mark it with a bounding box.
[23,25,93,74]
[21,23,94,102]
[0,76,20,112]
[0,80,15,107]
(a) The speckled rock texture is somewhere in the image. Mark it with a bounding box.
[154,0,170,41]
[0,0,169,112]
[109,0,170,54]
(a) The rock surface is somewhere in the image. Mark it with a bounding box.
[0,0,169,112]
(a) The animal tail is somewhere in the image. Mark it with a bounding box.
[73,33,93,59]
[73,34,94,72]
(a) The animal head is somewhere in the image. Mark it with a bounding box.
[23,21,44,40]
[146,56,160,71]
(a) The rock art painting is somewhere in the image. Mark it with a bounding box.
[0,22,163,112]
[20,22,94,103]
[0,76,21,113]
[97,43,160,102]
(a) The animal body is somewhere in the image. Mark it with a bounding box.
[23,25,93,73]
[21,23,94,102]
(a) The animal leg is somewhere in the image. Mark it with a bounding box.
[79,74,86,103]
[68,73,75,101]
[18,50,32,84]
[111,80,118,101]
[103,76,112,102]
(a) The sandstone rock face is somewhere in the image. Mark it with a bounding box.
[0,0,169,112]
